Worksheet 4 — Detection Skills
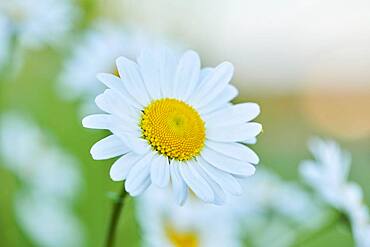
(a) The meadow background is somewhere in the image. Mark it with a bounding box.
[0,0,369,246]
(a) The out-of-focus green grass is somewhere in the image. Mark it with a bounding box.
[0,48,142,247]
[0,46,369,247]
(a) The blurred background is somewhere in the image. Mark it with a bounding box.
[0,0,369,246]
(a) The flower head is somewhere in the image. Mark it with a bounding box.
[83,48,262,204]
[0,0,76,49]
[137,187,241,247]
[300,138,351,207]
[300,138,370,247]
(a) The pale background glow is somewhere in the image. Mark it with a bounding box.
[111,0,370,94]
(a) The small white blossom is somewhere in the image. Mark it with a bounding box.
[137,186,241,247]
[300,138,370,247]
[229,169,325,246]
[0,0,77,49]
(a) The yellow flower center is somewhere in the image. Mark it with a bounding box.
[165,225,199,247]
[113,66,119,77]
[140,98,206,161]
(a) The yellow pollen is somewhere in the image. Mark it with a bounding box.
[140,98,206,161]
[165,224,199,247]
[113,66,120,77]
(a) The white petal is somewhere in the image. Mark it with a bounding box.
[206,140,259,164]
[82,114,111,129]
[179,161,214,203]
[198,85,238,115]
[190,62,234,108]
[125,152,153,196]
[299,160,322,185]
[207,123,262,142]
[158,48,177,98]
[94,92,109,113]
[173,50,200,100]
[95,89,140,125]
[108,116,138,135]
[96,73,141,109]
[110,152,141,181]
[110,128,148,155]
[90,135,129,160]
[116,56,150,106]
[241,137,257,145]
[201,147,256,176]
[198,157,242,195]
[204,103,260,127]
[199,67,213,81]
[150,155,170,188]
[170,160,188,205]
[96,73,125,93]
[192,161,226,205]
[130,177,151,197]
[137,49,161,100]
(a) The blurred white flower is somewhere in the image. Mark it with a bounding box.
[0,113,85,247]
[0,0,77,49]
[300,138,370,247]
[138,170,325,247]
[300,138,351,207]
[137,186,241,247]
[15,192,84,247]
[0,113,81,200]
[83,48,261,204]
[342,183,370,247]
[59,22,146,99]
[229,169,325,246]
[232,170,324,227]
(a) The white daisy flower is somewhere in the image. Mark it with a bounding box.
[300,138,351,207]
[82,48,262,204]
[137,186,241,247]
[0,0,76,49]
[300,138,370,247]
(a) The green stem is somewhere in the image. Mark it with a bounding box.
[0,28,19,82]
[291,213,341,247]
[105,184,128,247]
